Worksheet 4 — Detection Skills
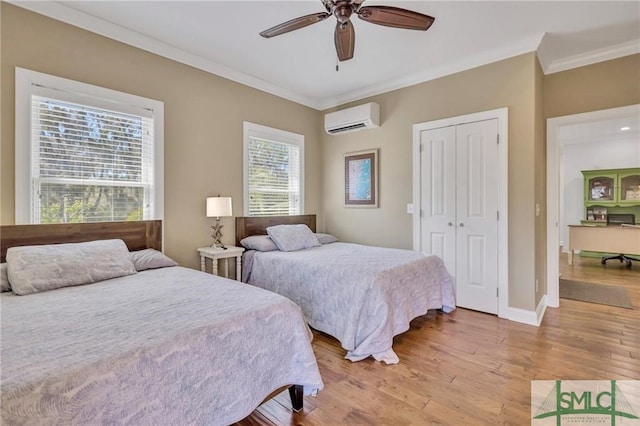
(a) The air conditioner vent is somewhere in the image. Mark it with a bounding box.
[327,122,367,134]
[324,102,380,135]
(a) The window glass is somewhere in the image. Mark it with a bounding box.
[15,68,164,224]
[243,122,304,216]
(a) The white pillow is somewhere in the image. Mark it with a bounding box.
[266,224,321,252]
[7,239,137,295]
[315,233,338,244]
[240,235,279,252]
[130,249,178,271]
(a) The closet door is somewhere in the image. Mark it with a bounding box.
[419,119,498,314]
[455,119,499,314]
[419,126,456,278]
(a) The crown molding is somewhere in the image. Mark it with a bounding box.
[11,1,639,111]
[316,34,544,110]
[8,1,324,109]
[542,39,640,75]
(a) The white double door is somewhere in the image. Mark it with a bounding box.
[419,119,499,314]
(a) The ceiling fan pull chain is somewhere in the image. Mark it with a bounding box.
[336,56,340,72]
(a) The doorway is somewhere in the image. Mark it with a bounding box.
[412,108,509,317]
[545,104,640,308]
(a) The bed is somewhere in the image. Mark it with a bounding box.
[1,220,323,425]
[235,215,456,365]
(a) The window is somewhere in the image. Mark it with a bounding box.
[15,68,164,224]
[243,122,304,216]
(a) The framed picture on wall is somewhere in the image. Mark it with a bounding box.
[344,149,379,208]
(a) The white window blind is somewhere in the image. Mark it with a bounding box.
[15,68,164,224]
[244,122,304,216]
[31,96,154,223]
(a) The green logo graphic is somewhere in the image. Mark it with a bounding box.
[532,380,639,425]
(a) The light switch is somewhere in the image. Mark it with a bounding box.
[407,203,414,214]
[535,203,541,217]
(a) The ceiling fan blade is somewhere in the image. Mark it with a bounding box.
[320,0,333,12]
[357,6,435,31]
[334,21,355,62]
[260,12,331,38]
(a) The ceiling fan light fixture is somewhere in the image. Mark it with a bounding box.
[334,3,354,24]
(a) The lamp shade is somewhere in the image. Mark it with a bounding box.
[206,197,232,218]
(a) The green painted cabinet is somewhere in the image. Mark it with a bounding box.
[583,168,640,208]
[580,168,640,256]
[618,170,640,204]
[582,168,640,226]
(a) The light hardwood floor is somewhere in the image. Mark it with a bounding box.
[237,254,639,425]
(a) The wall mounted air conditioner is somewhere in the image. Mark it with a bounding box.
[324,102,380,135]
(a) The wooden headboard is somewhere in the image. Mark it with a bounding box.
[235,215,316,246]
[0,220,162,263]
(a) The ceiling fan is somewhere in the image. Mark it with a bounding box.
[259,0,435,62]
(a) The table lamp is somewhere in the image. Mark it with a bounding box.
[206,196,232,249]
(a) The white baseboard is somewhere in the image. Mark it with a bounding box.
[536,295,548,324]
[505,295,547,327]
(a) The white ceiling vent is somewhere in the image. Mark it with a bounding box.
[324,102,380,135]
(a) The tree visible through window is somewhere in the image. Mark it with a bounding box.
[244,122,304,216]
[34,97,152,223]
[15,68,164,224]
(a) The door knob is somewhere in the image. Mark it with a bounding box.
[459,223,464,227]
[448,222,453,226]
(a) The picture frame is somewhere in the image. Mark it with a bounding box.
[344,149,378,207]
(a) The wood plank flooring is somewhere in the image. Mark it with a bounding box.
[236,253,639,425]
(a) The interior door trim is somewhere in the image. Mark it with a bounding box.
[545,104,640,309]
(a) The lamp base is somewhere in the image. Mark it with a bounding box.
[210,218,227,249]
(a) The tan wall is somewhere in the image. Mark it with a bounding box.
[321,54,640,312]
[544,54,640,119]
[3,3,638,313]
[0,4,323,269]
[322,53,539,310]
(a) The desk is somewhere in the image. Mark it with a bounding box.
[567,225,640,265]
[197,246,245,280]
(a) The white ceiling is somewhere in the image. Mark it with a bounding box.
[12,1,640,110]
[558,107,640,145]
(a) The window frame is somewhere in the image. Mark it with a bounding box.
[243,121,304,217]
[15,67,164,224]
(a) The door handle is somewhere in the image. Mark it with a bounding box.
[448,222,453,227]
[459,223,464,227]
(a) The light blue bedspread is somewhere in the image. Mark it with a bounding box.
[1,266,323,425]
[244,242,456,364]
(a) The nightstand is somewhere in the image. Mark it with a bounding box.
[197,246,245,281]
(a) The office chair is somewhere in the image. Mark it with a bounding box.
[601,213,639,267]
